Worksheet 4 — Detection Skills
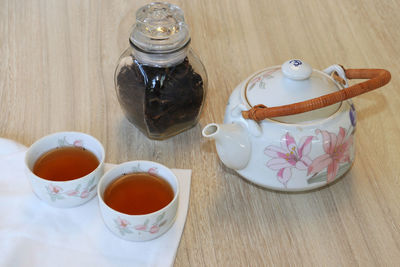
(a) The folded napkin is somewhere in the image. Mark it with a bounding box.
[0,138,191,267]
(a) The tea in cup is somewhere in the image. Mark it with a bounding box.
[25,132,105,208]
[97,161,179,241]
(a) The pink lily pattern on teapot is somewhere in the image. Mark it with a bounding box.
[264,127,354,187]
[264,133,313,187]
[307,127,353,183]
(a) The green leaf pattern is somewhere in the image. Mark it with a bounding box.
[131,163,146,173]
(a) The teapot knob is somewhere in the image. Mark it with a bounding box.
[282,59,312,80]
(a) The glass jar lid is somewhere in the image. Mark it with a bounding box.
[130,2,190,53]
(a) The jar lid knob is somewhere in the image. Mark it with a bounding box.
[281,59,312,80]
[130,2,190,53]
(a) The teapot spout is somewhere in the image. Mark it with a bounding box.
[202,123,251,170]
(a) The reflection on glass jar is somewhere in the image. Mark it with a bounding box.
[115,2,207,140]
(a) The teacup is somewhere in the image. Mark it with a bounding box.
[97,161,179,241]
[25,132,105,208]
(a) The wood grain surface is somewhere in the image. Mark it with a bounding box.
[1,0,399,266]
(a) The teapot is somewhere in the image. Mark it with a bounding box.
[202,59,391,191]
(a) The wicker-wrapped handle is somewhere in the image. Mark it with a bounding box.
[242,68,391,121]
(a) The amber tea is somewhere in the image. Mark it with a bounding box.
[33,146,99,181]
[103,172,174,215]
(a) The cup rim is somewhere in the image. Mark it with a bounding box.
[97,160,180,218]
[25,131,105,184]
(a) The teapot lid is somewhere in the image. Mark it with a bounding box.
[244,59,342,123]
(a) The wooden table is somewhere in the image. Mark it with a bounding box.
[1,0,399,265]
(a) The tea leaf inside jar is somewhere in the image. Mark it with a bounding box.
[116,57,204,139]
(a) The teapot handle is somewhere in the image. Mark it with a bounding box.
[242,68,391,121]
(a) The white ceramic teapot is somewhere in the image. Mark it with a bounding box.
[202,59,390,191]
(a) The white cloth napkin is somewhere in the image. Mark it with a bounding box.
[0,138,191,267]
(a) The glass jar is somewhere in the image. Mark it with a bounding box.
[115,2,207,140]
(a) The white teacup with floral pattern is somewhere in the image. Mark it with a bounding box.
[25,132,105,208]
[97,161,179,241]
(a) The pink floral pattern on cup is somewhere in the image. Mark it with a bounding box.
[73,140,83,147]
[48,184,62,194]
[58,136,84,148]
[114,212,167,236]
[45,176,97,202]
[148,167,158,176]
[130,163,160,176]
[114,217,133,235]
